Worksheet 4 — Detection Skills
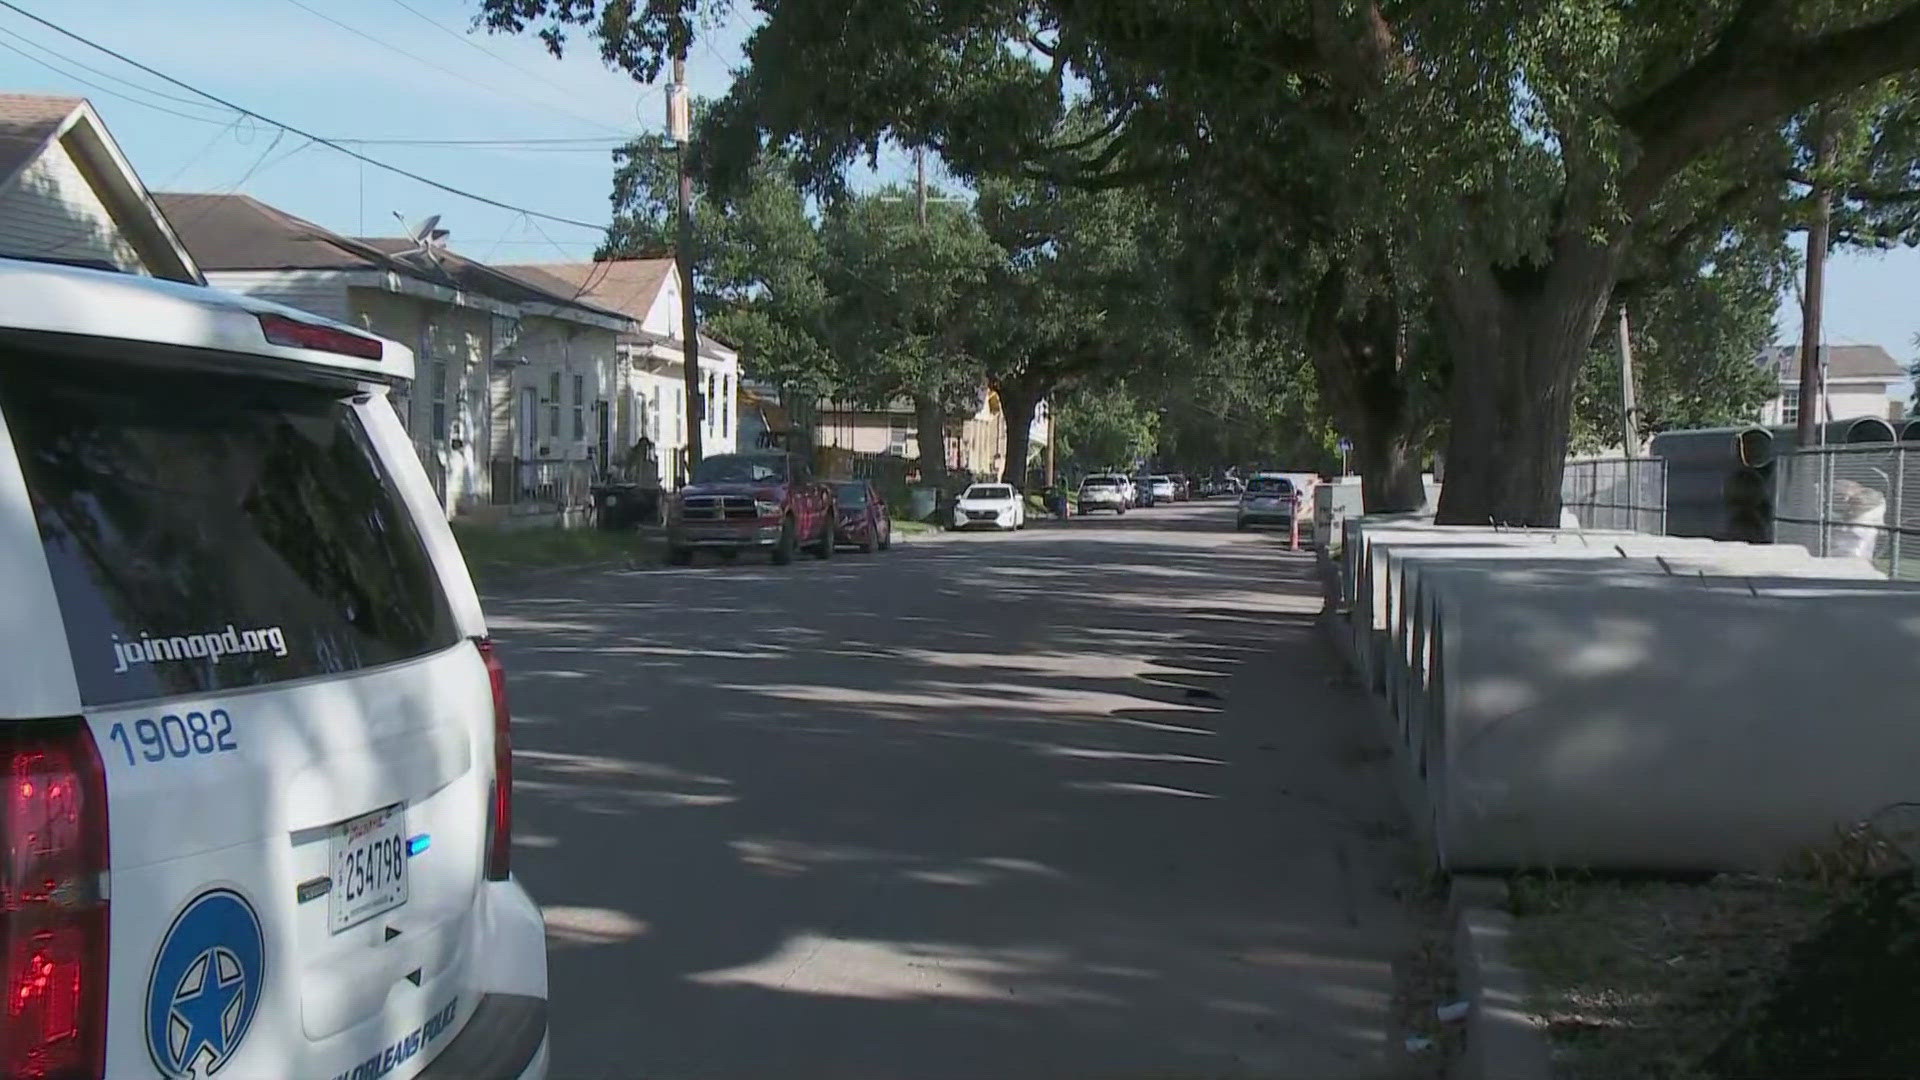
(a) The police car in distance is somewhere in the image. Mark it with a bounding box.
[0,257,548,1080]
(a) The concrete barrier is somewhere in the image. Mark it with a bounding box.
[1338,518,1915,872]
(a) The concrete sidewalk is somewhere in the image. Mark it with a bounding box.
[488,505,1423,1078]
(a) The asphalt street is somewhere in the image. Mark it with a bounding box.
[484,501,1423,1079]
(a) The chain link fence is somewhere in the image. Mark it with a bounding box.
[1561,457,1668,534]
[1774,444,1920,579]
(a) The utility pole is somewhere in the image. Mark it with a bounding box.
[915,146,929,228]
[670,52,704,475]
[1616,304,1639,454]
[1798,111,1836,448]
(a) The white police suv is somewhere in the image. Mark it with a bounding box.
[0,257,547,1079]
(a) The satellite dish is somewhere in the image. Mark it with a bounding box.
[387,213,447,262]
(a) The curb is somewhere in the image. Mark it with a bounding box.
[1316,555,1552,1080]
[1450,876,1554,1080]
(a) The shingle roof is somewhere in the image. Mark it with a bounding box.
[496,259,675,322]
[153,192,630,325]
[154,192,383,270]
[1762,343,1907,382]
[359,240,628,323]
[0,94,81,187]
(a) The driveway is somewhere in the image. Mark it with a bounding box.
[485,502,1421,1079]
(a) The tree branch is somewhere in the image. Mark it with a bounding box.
[1620,2,1920,209]
[1784,167,1920,205]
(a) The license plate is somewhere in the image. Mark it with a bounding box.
[329,805,409,933]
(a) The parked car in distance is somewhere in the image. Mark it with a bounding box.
[0,257,549,1080]
[951,483,1027,531]
[1168,473,1193,501]
[1149,474,1178,503]
[1129,473,1155,507]
[1078,475,1129,514]
[667,451,836,565]
[1236,473,1300,530]
[832,479,893,553]
[1114,473,1138,507]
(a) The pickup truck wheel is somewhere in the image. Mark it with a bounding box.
[771,517,796,565]
[862,516,880,554]
[812,518,835,559]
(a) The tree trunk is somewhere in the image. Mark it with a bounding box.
[912,393,946,485]
[1433,242,1625,526]
[997,381,1043,489]
[1355,425,1426,512]
[1303,259,1433,514]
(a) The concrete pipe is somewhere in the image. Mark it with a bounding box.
[1394,545,1883,795]
[1416,570,1920,872]
[1348,524,1637,694]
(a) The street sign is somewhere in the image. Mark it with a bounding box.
[1337,438,1353,453]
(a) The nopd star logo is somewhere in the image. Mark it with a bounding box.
[146,889,265,1078]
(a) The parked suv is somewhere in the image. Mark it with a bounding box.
[1077,475,1128,514]
[0,258,548,1080]
[1237,473,1300,530]
[667,451,836,565]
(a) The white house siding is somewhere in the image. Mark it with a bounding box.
[513,318,620,467]
[350,288,492,514]
[1761,382,1898,427]
[200,269,351,323]
[0,137,142,273]
[624,343,739,485]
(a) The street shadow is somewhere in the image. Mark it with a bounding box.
[483,517,1417,1079]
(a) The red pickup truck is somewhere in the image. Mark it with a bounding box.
[666,451,837,565]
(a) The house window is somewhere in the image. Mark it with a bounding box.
[572,374,586,441]
[431,360,448,438]
[705,373,717,431]
[721,376,732,433]
[1782,387,1801,427]
[547,372,561,439]
[675,389,684,442]
[489,314,519,361]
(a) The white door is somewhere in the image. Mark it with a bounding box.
[518,387,537,463]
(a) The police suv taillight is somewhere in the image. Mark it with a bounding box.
[477,640,513,881]
[1,719,109,1080]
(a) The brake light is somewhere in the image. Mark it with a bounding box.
[1,719,109,1080]
[257,313,385,360]
[477,640,512,881]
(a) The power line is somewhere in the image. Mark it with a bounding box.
[381,0,633,130]
[328,135,628,146]
[0,33,234,126]
[0,23,231,119]
[0,1,610,232]
[276,0,630,137]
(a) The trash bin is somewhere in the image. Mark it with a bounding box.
[593,483,644,530]
[908,486,938,521]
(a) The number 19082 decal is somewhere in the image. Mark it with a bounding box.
[107,709,238,766]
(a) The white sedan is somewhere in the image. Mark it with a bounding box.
[950,483,1027,531]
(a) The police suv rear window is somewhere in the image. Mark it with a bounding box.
[0,358,461,706]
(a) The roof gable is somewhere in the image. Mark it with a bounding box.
[0,94,201,283]
[0,93,82,188]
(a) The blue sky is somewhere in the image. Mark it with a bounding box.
[1,0,1914,371]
